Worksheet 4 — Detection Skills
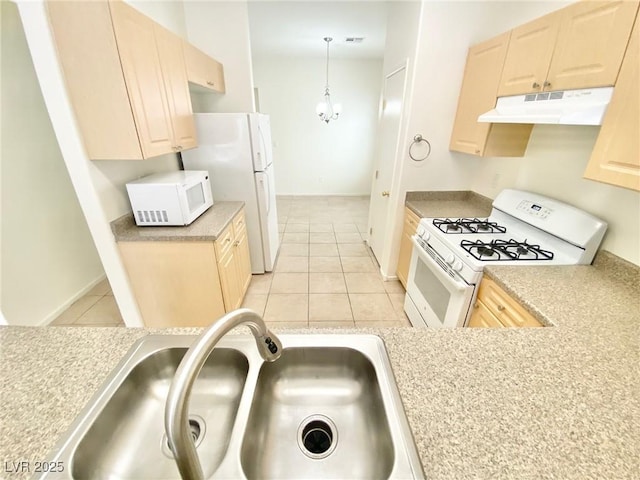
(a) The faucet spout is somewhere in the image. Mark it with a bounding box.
[164,308,282,480]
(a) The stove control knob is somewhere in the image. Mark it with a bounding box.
[417,226,429,240]
[446,254,455,265]
[453,261,463,271]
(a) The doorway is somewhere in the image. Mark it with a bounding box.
[368,64,408,266]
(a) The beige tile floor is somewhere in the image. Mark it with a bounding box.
[52,195,410,329]
[50,278,124,327]
[242,195,411,329]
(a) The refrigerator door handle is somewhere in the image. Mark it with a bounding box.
[258,125,269,168]
[263,171,271,215]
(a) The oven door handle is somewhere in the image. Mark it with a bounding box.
[411,236,469,292]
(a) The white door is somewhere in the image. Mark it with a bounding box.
[368,65,407,262]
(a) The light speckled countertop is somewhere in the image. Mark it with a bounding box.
[0,192,638,479]
[406,190,493,219]
[110,201,244,242]
[0,324,637,479]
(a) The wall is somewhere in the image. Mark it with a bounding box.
[15,0,194,327]
[1,1,104,325]
[472,126,640,265]
[253,56,383,195]
[367,0,421,276]
[378,0,573,278]
[183,1,255,113]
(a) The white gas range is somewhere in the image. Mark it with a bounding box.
[404,189,608,328]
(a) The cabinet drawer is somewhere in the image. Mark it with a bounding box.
[468,300,504,328]
[214,222,234,259]
[404,207,420,233]
[477,277,542,327]
[233,209,247,237]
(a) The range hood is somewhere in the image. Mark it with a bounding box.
[478,87,613,125]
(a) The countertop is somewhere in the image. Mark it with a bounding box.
[110,201,244,242]
[0,191,637,479]
[0,323,637,479]
[405,190,493,219]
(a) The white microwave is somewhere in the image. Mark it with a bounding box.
[126,170,213,226]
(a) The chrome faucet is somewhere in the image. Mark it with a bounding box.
[164,308,283,480]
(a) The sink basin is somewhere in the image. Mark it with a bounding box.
[72,347,248,479]
[241,347,394,479]
[39,334,423,479]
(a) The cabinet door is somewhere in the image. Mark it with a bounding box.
[546,0,640,91]
[498,12,561,96]
[468,301,504,328]
[118,241,225,327]
[183,42,226,93]
[47,1,143,160]
[477,277,542,327]
[235,229,252,299]
[449,32,532,157]
[396,208,420,288]
[217,247,241,312]
[584,17,639,191]
[110,1,174,158]
[154,25,197,151]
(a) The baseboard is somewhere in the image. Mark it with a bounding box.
[40,273,107,326]
[275,193,371,197]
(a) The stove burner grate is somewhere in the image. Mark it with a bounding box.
[433,218,507,234]
[460,239,554,262]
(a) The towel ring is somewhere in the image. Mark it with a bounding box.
[409,134,431,162]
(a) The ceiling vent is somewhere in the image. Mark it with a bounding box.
[345,37,365,43]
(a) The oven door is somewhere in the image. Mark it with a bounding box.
[405,236,475,328]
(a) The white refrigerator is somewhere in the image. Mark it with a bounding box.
[181,113,280,273]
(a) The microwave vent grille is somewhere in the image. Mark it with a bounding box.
[137,210,169,224]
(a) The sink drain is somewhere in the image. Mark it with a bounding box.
[162,415,206,458]
[297,415,338,459]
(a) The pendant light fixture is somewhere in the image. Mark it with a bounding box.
[316,37,342,123]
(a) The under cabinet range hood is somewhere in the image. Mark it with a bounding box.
[478,87,614,126]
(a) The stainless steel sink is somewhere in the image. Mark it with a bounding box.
[240,347,395,479]
[38,334,423,479]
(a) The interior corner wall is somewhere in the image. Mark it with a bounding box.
[183,0,255,113]
[1,0,104,326]
[471,126,640,266]
[253,56,383,195]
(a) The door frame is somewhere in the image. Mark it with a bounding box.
[367,59,411,278]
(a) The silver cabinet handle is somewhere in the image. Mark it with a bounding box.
[382,191,390,197]
[532,82,540,89]
[543,81,551,88]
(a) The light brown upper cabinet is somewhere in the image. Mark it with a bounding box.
[449,32,533,157]
[546,0,639,91]
[584,15,639,191]
[498,0,639,96]
[183,42,226,93]
[498,11,561,96]
[47,0,196,160]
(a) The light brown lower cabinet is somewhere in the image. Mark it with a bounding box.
[468,276,542,328]
[396,207,421,288]
[118,209,251,327]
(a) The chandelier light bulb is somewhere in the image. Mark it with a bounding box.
[317,37,341,124]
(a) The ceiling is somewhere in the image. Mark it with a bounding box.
[248,1,389,59]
